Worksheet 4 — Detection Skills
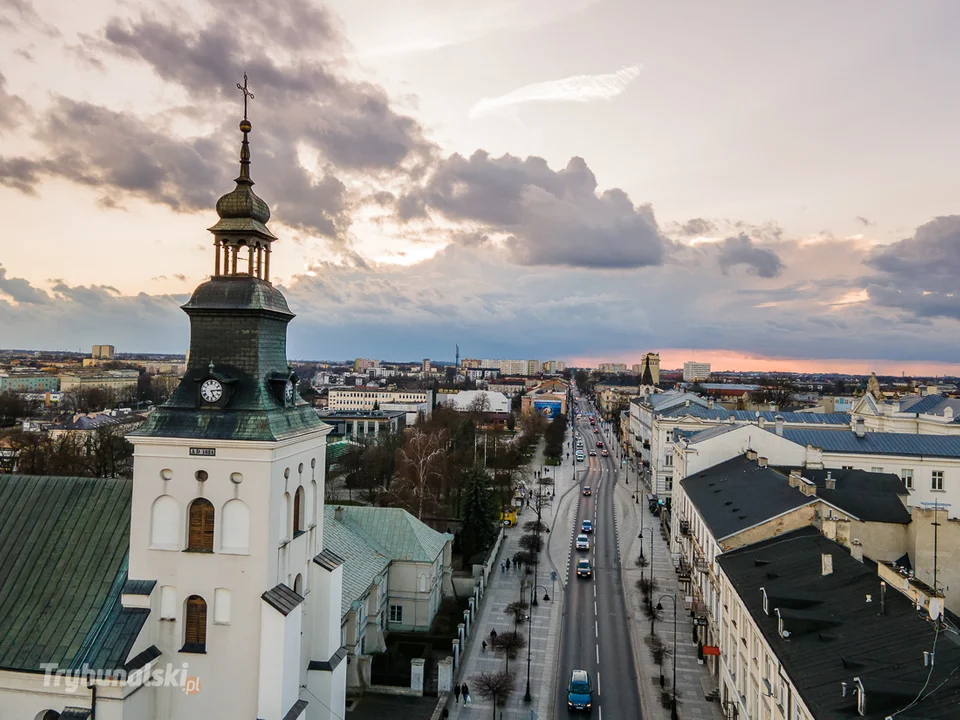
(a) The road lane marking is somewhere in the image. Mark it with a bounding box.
[595,620,599,637]
[596,645,600,664]
[595,601,598,615]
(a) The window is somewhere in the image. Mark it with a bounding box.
[871,467,884,474]
[932,470,944,491]
[183,595,208,652]
[160,586,177,620]
[294,574,304,596]
[842,465,854,470]
[221,499,250,553]
[389,604,403,623]
[902,469,914,490]
[665,453,673,467]
[293,486,305,535]
[187,498,214,552]
[665,476,673,491]
[214,588,231,624]
[150,495,180,549]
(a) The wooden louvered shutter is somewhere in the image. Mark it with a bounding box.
[185,595,207,648]
[188,498,214,551]
[293,488,303,534]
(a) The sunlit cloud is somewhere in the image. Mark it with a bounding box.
[470,65,641,118]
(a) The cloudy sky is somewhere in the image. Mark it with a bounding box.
[1,0,959,373]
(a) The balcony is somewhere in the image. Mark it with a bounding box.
[696,557,711,573]
[680,520,690,536]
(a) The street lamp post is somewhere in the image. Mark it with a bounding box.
[656,594,679,720]
[640,527,655,635]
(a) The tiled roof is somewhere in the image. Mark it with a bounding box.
[323,507,391,617]
[337,506,452,563]
[0,474,145,671]
[772,467,911,524]
[262,584,304,616]
[680,456,814,541]
[775,428,960,457]
[658,406,850,425]
[718,528,960,719]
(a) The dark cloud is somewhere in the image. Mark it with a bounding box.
[0,73,29,131]
[716,233,784,278]
[0,265,50,304]
[865,216,960,319]
[679,217,715,236]
[2,0,431,242]
[399,151,666,269]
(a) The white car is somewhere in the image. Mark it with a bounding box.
[576,534,590,550]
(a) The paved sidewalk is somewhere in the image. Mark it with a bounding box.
[614,466,725,720]
[449,432,577,720]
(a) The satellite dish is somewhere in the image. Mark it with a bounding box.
[929,598,942,621]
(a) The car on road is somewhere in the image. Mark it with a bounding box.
[596,441,604,448]
[576,534,590,550]
[588,450,597,457]
[567,669,593,712]
[601,449,609,457]
[576,454,584,463]
[581,519,593,533]
[593,428,599,434]
[576,559,592,579]
[582,486,591,496]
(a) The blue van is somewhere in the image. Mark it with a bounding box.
[567,669,593,713]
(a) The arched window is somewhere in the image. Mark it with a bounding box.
[35,712,60,720]
[187,498,214,552]
[293,486,305,535]
[221,499,250,553]
[150,495,180,549]
[184,595,208,652]
[294,573,303,596]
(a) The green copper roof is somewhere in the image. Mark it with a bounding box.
[323,506,391,618]
[332,506,452,564]
[0,475,146,672]
[208,119,276,241]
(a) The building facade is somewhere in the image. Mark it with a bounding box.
[683,361,711,382]
[0,372,58,392]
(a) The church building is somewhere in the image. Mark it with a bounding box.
[0,87,346,720]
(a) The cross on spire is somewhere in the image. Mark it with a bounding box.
[236,73,254,120]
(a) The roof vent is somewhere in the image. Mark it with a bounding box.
[724,501,733,506]
[822,553,833,576]
[775,415,784,436]
[746,450,758,461]
[334,506,344,522]
[854,416,866,439]
[758,456,768,468]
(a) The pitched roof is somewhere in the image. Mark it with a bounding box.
[658,406,850,425]
[773,467,911,524]
[333,506,452,563]
[262,584,304,616]
[680,456,813,541]
[775,428,960,457]
[0,474,146,672]
[898,394,960,418]
[322,507,390,617]
[718,528,960,719]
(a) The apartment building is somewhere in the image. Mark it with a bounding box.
[683,361,711,382]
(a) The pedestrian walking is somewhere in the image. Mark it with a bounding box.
[505,558,511,571]
[490,628,498,641]
[462,683,470,704]
[500,560,505,573]
[454,684,461,704]
[482,639,487,652]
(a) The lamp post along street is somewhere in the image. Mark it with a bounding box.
[656,594,679,720]
[640,527,655,636]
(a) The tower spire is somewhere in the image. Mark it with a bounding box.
[209,73,277,281]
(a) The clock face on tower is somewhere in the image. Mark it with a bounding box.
[200,379,224,403]
[284,379,294,403]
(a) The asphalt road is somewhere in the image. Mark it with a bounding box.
[556,394,642,719]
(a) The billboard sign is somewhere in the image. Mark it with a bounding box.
[533,400,562,418]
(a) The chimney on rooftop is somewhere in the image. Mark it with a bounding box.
[708,398,714,409]
[769,402,777,412]
[822,553,833,576]
[789,469,802,488]
[335,506,344,522]
[826,471,836,490]
[851,538,863,563]
[746,449,758,461]
[758,456,769,468]
[775,415,784,436]
[854,416,866,439]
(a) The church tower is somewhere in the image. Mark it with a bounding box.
[126,78,345,720]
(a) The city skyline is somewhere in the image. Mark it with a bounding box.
[2,0,960,370]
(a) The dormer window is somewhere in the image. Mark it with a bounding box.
[761,587,769,615]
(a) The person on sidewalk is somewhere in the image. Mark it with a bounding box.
[482,639,487,652]
[490,629,498,641]
[505,558,511,571]
[461,682,470,704]
[500,560,505,574]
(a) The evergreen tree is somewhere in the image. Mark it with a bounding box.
[460,467,498,561]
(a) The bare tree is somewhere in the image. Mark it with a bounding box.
[490,629,526,672]
[473,670,516,719]
[392,427,447,519]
